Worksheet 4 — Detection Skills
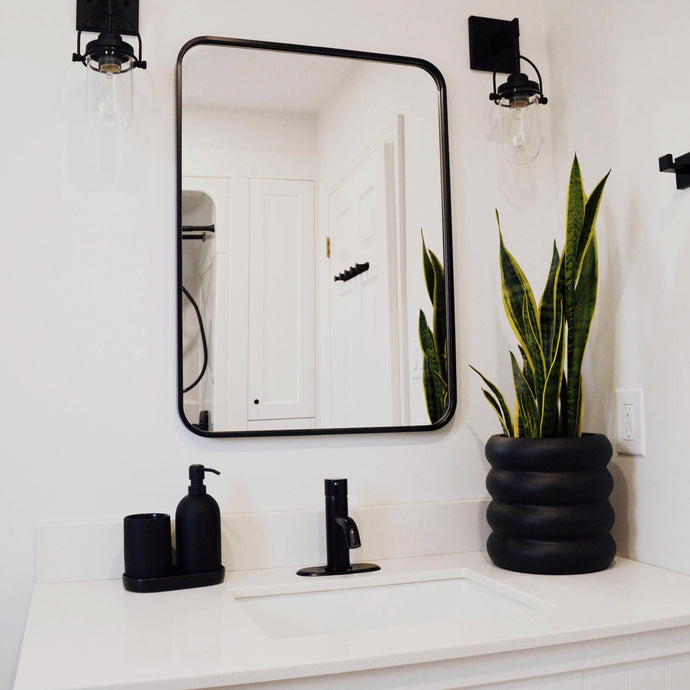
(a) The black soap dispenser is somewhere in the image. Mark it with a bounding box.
[175,464,223,575]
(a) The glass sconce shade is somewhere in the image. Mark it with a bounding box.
[498,93,541,165]
[84,33,135,126]
[86,61,133,125]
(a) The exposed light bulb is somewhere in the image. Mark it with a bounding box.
[86,62,133,129]
[95,73,117,121]
[501,98,540,165]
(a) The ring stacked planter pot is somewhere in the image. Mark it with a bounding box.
[485,433,616,575]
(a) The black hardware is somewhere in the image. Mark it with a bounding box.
[76,0,140,35]
[334,261,370,282]
[73,0,147,70]
[193,410,210,431]
[182,225,215,233]
[182,225,215,241]
[468,16,547,106]
[468,16,519,74]
[659,153,690,190]
[297,479,380,576]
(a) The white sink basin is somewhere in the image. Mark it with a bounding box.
[235,571,545,638]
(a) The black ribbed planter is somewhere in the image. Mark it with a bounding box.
[485,434,616,575]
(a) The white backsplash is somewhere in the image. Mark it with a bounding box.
[35,499,490,583]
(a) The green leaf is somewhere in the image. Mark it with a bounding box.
[421,231,435,305]
[520,292,545,411]
[518,344,535,396]
[422,358,443,423]
[567,234,598,435]
[481,389,512,437]
[538,241,561,365]
[498,227,542,381]
[511,351,538,437]
[540,306,565,436]
[470,365,514,437]
[429,250,447,381]
[578,170,610,267]
[564,155,586,326]
[419,310,440,374]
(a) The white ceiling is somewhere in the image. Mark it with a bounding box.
[181,44,358,113]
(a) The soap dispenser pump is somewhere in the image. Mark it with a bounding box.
[175,464,223,575]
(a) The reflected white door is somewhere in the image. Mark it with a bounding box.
[247,179,315,424]
[328,143,400,427]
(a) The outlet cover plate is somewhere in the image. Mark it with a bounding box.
[615,388,646,456]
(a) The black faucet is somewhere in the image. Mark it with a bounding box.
[297,479,380,576]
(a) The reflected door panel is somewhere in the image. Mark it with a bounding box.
[247,179,315,427]
[328,143,399,427]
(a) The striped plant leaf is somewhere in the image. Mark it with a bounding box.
[422,231,435,304]
[564,164,609,436]
[429,250,447,382]
[422,358,443,423]
[472,155,609,439]
[540,304,565,436]
[481,389,512,437]
[469,365,514,437]
[419,231,448,424]
[419,309,440,375]
[511,351,538,437]
[517,344,535,396]
[498,225,544,394]
[567,234,598,435]
[564,155,586,327]
[538,242,561,365]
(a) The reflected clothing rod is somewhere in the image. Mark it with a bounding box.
[182,225,215,241]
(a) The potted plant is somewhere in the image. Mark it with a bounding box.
[471,155,615,575]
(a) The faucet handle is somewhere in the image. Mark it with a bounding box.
[335,516,361,549]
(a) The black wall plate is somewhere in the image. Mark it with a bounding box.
[468,16,519,74]
[76,0,140,36]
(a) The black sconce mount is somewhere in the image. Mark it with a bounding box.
[659,153,690,190]
[72,0,147,71]
[468,16,547,106]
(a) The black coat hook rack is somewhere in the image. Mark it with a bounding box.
[334,262,370,283]
[659,153,690,190]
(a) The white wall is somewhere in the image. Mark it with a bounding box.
[545,0,690,575]
[1,1,557,687]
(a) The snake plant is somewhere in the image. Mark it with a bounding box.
[419,232,448,423]
[471,155,609,438]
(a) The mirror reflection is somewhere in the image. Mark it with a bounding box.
[177,38,455,436]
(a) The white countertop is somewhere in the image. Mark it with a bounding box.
[14,552,690,690]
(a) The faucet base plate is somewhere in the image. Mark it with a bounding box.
[296,563,381,577]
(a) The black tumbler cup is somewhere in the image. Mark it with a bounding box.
[123,513,173,579]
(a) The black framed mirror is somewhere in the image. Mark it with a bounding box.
[176,36,455,437]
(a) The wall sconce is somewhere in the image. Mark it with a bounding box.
[468,16,548,165]
[72,0,147,127]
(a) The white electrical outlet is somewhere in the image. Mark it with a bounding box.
[615,388,646,456]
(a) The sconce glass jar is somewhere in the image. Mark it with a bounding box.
[493,72,545,165]
[84,33,135,127]
[497,91,541,165]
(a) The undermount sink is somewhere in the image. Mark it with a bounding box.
[235,570,546,639]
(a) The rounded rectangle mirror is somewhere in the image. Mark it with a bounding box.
[176,36,455,437]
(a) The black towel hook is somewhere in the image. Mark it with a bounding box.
[659,153,690,190]
[334,261,370,282]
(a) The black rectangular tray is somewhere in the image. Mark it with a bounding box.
[122,566,225,593]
